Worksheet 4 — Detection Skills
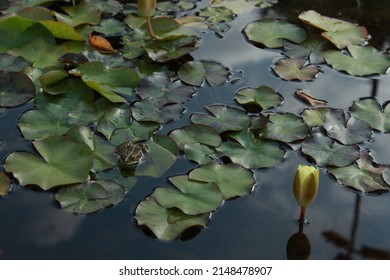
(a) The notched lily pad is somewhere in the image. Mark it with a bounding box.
[235,86,283,111]
[350,99,390,132]
[301,107,331,127]
[56,180,126,214]
[273,58,320,81]
[283,36,331,64]
[135,196,209,241]
[169,124,221,150]
[302,131,360,167]
[199,6,235,23]
[244,19,306,48]
[131,98,184,124]
[0,71,36,107]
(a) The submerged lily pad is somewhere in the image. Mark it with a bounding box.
[0,71,35,107]
[261,113,309,143]
[350,99,390,132]
[302,131,360,167]
[190,105,250,133]
[5,135,94,190]
[0,172,10,196]
[217,129,285,169]
[324,45,390,76]
[189,162,255,199]
[244,19,306,48]
[298,10,368,49]
[235,86,283,110]
[154,175,224,215]
[328,151,390,193]
[56,180,126,214]
[323,109,372,145]
[135,196,209,241]
[273,58,319,81]
[178,61,230,87]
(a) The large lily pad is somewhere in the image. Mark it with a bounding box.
[135,196,209,241]
[261,113,309,143]
[324,45,390,76]
[323,109,372,145]
[56,2,102,27]
[273,58,319,81]
[283,36,331,64]
[328,151,390,193]
[131,98,184,124]
[301,131,360,167]
[38,20,85,41]
[244,19,306,48]
[217,129,285,169]
[298,10,368,49]
[189,162,255,199]
[169,124,221,150]
[190,105,250,133]
[301,107,331,127]
[0,71,35,107]
[235,86,283,110]
[350,99,390,132]
[154,175,224,215]
[55,180,126,214]
[70,61,140,103]
[183,143,217,165]
[178,61,230,87]
[5,135,94,190]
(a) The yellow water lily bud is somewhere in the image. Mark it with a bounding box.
[137,0,157,17]
[293,164,319,208]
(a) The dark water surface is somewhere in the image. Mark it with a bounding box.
[1,0,390,259]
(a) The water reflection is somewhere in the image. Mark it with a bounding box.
[286,221,311,259]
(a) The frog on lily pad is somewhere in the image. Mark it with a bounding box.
[115,141,149,171]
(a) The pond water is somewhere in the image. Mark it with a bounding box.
[1,0,390,260]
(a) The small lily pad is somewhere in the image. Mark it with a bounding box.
[0,172,11,196]
[302,131,360,167]
[235,86,283,110]
[135,196,209,241]
[273,58,319,81]
[154,175,224,215]
[350,99,390,132]
[261,113,309,143]
[199,6,235,23]
[323,109,372,145]
[178,60,230,87]
[244,19,306,48]
[0,71,35,107]
[189,162,255,199]
[56,180,126,214]
[131,98,184,124]
[190,105,250,133]
[169,124,221,150]
[217,129,285,169]
[324,45,390,76]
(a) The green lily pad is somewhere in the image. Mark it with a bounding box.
[136,73,195,104]
[169,124,221,150]
[301,131,360,167]
[244,19,306,48]
[328,151,390,193]
[70,61,140,103]
[93,19,126,36]
[189,162,255,199]
[4,134,94,190]
[55,180,126,214]
[0,54,28,71]
[261,113,309,143]
[38,20,85,41]
[56,2,102,27]
[131,98,184,124]
[39,68,69,88]
[144,36,199,63]
[323,109,372,145]
[123,41,145,60]
[284,36,331,64]
[273,58,319,81]
[301,107,331,127]
[199,6,235,23]
[217,129,285,169]
[324,45,390,76]
[183,143,216,165]
[0,72,35,108]
[190,105,250,133]
[350,99,390,132]
[248,0,278,8]
[178,60,230,87]
[148,17,199,40]
[235,86,283,110]
[96,104,133,139]
[135,196,209,241]
[154,175,224,215]
[298,10,368,49]
[0,172,11,196]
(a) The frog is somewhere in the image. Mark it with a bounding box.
[115,141,148,170]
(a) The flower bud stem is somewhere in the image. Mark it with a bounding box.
[146,17,157,39]
[299,207,306,223]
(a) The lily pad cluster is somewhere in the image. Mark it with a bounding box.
[1,0,390,241]
[244,9,390,78]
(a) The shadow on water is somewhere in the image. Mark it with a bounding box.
[1,0,390,259]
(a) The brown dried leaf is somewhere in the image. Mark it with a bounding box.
[89,33,116,53]
[294,89,327,107]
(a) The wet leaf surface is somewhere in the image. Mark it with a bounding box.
[235,86,283,110]
[350,99,390,132]
[0,71,36,107]
[273,58,319,81]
